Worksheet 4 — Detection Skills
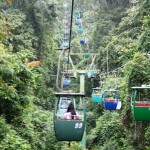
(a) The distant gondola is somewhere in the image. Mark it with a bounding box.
[104,89,122,110]
[91,88,103,103]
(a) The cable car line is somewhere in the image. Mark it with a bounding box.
[68,0,74,54]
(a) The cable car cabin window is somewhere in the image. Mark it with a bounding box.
[94,90,99,95]
[131,87,150,121]
[104,90,121,110]
[60,98,70,109]
[105,92,117,102]
[56,97,84,121]
[92,88,103,103]
[133,89,150,106]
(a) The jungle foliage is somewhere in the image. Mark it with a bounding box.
[0,0,150,149]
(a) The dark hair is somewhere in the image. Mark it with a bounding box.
[69,102,73,106]
[67,102,76,119]
[67,102,74,111]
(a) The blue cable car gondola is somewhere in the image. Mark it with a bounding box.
[92,88,103,103]
[104,89,122,110]
[80,39,87,45]
[86,71,95,78]
[54,93,86,141]
[63,78,71,86]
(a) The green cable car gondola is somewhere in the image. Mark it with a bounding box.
[92,88,103,103]
[131,85,150,121]
[83,53,89,59]
[54,93,86,141]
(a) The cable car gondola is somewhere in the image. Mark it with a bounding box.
[62,40,69,48]
[64,30,69,35]
[77,27,83,33]
[63,77,71,86]
[63,3,68,9]
[80,39,87,45]
[86,71,95,78]
[75,18,81,25]
[74,10,79,18]
[83,53,89,59]
[104,89,122,110]
[131,85,150,121]
[91,88,103,103]
[54,93,86,141]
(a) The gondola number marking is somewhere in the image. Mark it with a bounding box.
[75,123,83,129]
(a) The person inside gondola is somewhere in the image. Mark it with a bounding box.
[67,102,76,119]
[64,102,79,120]
[94,90,99,95]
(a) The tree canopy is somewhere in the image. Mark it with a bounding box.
[0,0,149,149]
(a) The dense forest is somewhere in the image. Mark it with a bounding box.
[0,0,150,149]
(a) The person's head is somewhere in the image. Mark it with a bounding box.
[68,102,74,108]
[69,102,73,106]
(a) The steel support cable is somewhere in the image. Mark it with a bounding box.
[67,0,74,61]
[100,51,147,77]
[102,29,147,76]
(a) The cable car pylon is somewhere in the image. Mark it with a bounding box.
[79,73,86,149]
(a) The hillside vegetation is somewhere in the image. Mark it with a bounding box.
[0,0,149,149]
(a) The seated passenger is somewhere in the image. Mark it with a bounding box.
[64,102,79,120]
[64,112,71,120]
[94,90,99,95]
